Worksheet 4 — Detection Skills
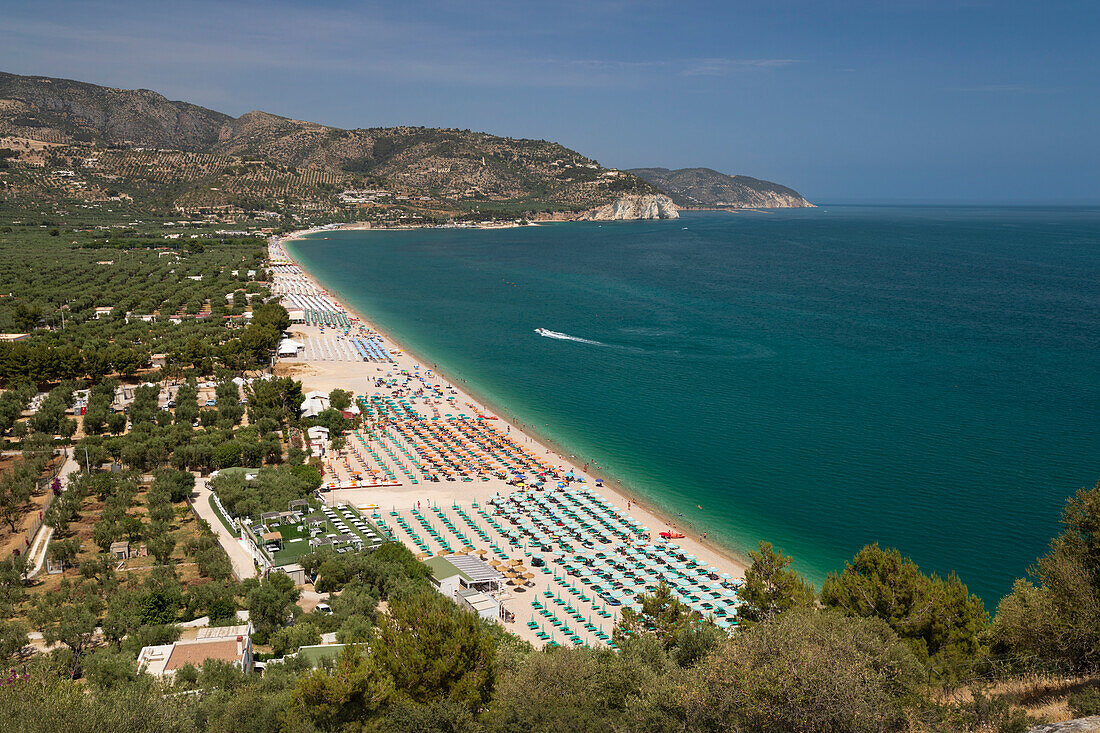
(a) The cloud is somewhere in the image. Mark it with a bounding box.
[681,58,799,76]
[0,2,800,94]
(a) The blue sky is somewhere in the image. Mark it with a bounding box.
[2,0,1097,203]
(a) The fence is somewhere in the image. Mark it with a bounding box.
[210,491,241,533]
[4,450,66,560]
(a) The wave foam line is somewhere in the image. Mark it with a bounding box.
[536,329,606,346]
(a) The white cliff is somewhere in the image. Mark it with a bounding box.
[580,194,680,221]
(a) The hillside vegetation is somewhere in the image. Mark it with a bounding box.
[628,166,813,208]
[0,71,655,219]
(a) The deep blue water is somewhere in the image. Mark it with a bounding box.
[288,206,1100,605]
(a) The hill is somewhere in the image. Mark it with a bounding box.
[627,167,813,208]
[0,71,656,219]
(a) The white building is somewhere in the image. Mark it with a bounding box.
[300,390,329,418]
[137,625,252,678]
[278,338,304,357]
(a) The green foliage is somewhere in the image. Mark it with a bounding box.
[269,622,321,658]
[185,527,234,582]
[1069,684,1100,717]
[48,537,81,569]
[649,609,925,733]
[290,645,394,729]
[736,541,816,625]
[992,479,1100,674]
[923,686,1035,733]
[28,577,106,677]
[373,588,497,710]
[210,464,316,518]
[243,572,300,644]
[0,667,197,733]
[487,645,657,733]
[821,543,989,675]
[102,587,143,648]
[0,556,27,616]
[0,618,29,663]
[328,388,352,412]
[83,646,140,690]
[0,456,38,532]
[384,697,479,733]
[246,376,304,429]
[152,468,195,503]
[614,581,709,653]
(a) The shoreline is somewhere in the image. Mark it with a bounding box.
[277,225,749,579]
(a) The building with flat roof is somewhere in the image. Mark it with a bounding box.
[457,588,501,622]
[137,624,252,678]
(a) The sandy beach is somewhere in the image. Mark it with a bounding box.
[271,227,747,646]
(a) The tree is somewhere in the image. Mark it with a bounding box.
[79,552,118,591]
[152,469,195,503]
[102,588,144,648]
[0,619,29,665]
[244,572,299,644]
[646,610,924,733]
[329,388,352,412]
[0,557,27,616]
[821,543,989,674]
[488,645,655,733]
[28,578,105,677]
[146,526,177,565]
[993,478,1100,674]
[49,537,81,571]
[106,412,127,435]
[269,622,322,658]
[736,541,815,625]
[0,666,197,732]
[82,646,140,690]
[373,588,497,710]
[291,645,394,729]
[0,460,35,532]
[615,581,705,650]
[120,515,145,543]
[12,302,42,331]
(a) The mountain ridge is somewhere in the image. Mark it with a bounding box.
[0,71,809,219]
[628,166,813,209]
[0,70,659,216]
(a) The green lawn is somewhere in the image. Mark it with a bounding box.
[250,504,385,566]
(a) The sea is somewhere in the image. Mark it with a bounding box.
[287,206,1100,606]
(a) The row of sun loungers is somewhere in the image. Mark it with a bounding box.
[315,504,385,551]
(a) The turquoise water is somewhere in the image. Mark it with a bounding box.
[288,207,1100,605]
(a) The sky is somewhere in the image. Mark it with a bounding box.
[2,0,1098,203]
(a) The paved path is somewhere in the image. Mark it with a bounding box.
[25,450,81,578]
[190,479,257,580]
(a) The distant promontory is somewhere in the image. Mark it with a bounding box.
[627,167,813,209]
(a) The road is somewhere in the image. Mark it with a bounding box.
[189,479,257,580]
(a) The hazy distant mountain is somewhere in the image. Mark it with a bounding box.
[0,71,656,213]
[627,167,812,208]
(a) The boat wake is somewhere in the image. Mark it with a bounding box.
[535,328,606,346]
